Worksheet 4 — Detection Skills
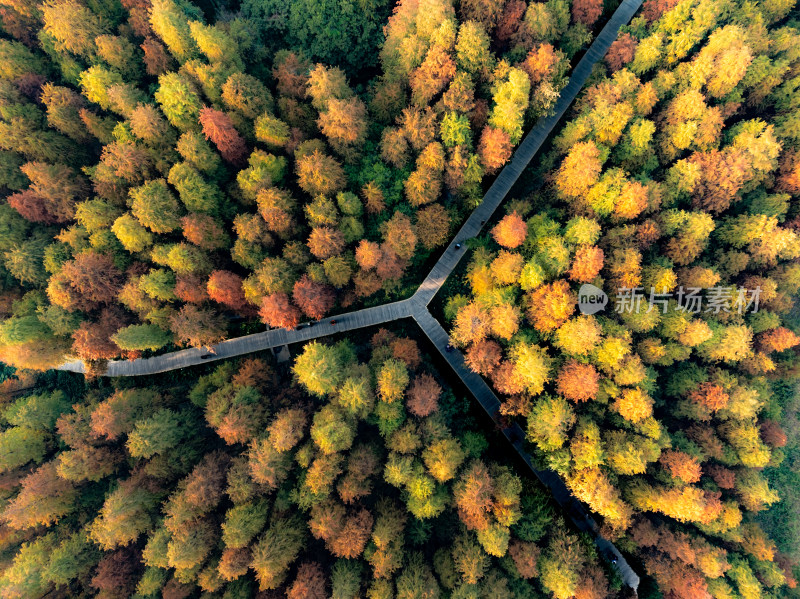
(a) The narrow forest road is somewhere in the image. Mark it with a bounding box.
[58,0,645,590]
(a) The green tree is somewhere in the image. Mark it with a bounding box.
[488,67,530,144]
[538,528,585,599]
[40,84,90,143]
[3,462,77,529]
[177,131,222,173]
[251,517,306,589]
[526,395,575,451]
[241,0,393,74]
[168,162,222,214]
[42,0,106,58]
[377,359,410,403]
[155,72,202,131]
[112,213,154,253]
[111,324,172,352]
[0,534,56,598]
[79,66,124,111]
[4,390,70,431]
[42,532,99,587]
[0,426,47,473]
[139,268,177,301]
[149,0,201,62]
[395,552,441,599]
[126,408,185,459]
[222,73,274,119]
[89,477,161,550]
[0,39,48,80]
[130,179,183,233]
[293,341,347,396]
[222,500,269,549]
[311,404,356,455]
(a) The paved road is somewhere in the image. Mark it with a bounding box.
[56,0,644,589]
[60,299,417,376]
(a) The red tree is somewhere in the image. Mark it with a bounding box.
[355,240,382,270]
[491,211,527,248]
[207,270,247,311]
[391,337,421,368]
[7,190,58,223]
[49,252,123,311]
[407,373,442,417]
[556,361,599,402]
[9,162,88,223]
[183,451,230,510]
[454,461,494,531]
[259,292,301,329]
[572,0,603,26]
[175,274,210,304]
[308,226,346,260]
[758,327,800,353]
[273,51,310,99]
[199,107,247,166]
[760,420,788,448]
[72,307,130,361]
[233,358,275,391]
[642,0,681,21]
[375,247,407,281]
[478,126,513,173]
[465,340,503,376]
[141,37,173,76]
[293,275,335,320]
[509,539,540,578]
[569,246,605,283]
[495,0,526,45]
[287,562,326,599]
[659,450,702,484]
[706,464,735,489]
[169,305,227,348]
[605,33,638,72]
[182,214,228,250]
[777,150,800,194]
[688,382,729,412]
[162,578,193,599]
[91,547,142,599]
[328,508,373,559]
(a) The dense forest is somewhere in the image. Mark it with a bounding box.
[0,331,629,598]
[1,0,800,596]
[442,0,800,595]
[0,0,609,371]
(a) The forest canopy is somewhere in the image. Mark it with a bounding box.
[442,0,800,595]
[0,0,800,597]
[0,332,623,599]
[0,0,596,371]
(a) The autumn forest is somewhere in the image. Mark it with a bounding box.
[0,0,798,596]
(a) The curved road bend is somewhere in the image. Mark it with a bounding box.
[57,0,645,589]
